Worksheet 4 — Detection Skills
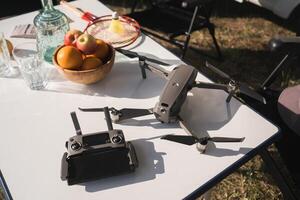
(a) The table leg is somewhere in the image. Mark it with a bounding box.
[259,148,298,200]
[0,170,13,200]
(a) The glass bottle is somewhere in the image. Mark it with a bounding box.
[34,0,69,63]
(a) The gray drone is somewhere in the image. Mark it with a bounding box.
[79,49,263,152]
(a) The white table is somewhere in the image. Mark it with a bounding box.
[0,0,279,199]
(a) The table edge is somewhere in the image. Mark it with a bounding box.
[0,170,13,200]
[183,129,281,200]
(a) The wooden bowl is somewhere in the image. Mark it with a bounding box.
[53,44,115,84]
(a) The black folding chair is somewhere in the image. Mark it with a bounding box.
[243,36,300,197]
[129,0,222,60]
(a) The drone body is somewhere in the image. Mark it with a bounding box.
[79,49,258,152]
[112,49,265,124]
[153,64,197,123]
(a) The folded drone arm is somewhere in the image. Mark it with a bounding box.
[143,63,169,79]
[178,118,196,136]
[269,36,300,52]
[115,48,170,80]
[201,62,266,104]
[192,81,228,91]
[113,108,154,122]
[79,107,153,123]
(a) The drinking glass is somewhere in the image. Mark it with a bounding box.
[0,32,11,76]
[13,42,48,90]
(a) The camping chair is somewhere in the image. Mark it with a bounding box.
[129,0,222,60]
[243,36,300,197]
[261,36,300,186]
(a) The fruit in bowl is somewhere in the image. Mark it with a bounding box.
[64,29,83,46]
[81,57,103,71]
[88,39,109,60]
[53,30,115,84]
[76,33,97,54]
[56,46,83,69]
[0,39,13,56]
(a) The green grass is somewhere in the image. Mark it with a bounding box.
[210,154,282,200]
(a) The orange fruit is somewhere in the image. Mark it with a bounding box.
[0,39,13,56]
[56,46,83,70]
[81,57,102,71]
[6,39,13,56]
[87,39,109,60]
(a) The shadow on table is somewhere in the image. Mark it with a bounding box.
[204,144,252,157]
[179,88,252,157]
[180,88,242,134]
[113,82,242,129]
[82,136,166,192]
[46,53,180,99]
[113,87,242,135]
[113,87,250,157]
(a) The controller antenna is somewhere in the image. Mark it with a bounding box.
[70,112,82,135]
[104,107,114,131]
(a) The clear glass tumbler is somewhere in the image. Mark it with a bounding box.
[13,42,48,90]
[0,32,11,77]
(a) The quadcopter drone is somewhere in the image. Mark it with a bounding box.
[78,49,263,152]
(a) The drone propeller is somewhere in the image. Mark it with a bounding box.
[161,134,245,145]
[202,62,266,104]
[116,48,170,66]
[116,48,170,79]
[78,107,153,122]
[204,61,231,80]
[238,82,266,104]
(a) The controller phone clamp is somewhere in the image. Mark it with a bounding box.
[60,107,138,185]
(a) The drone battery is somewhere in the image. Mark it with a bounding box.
[65,142,138,185]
